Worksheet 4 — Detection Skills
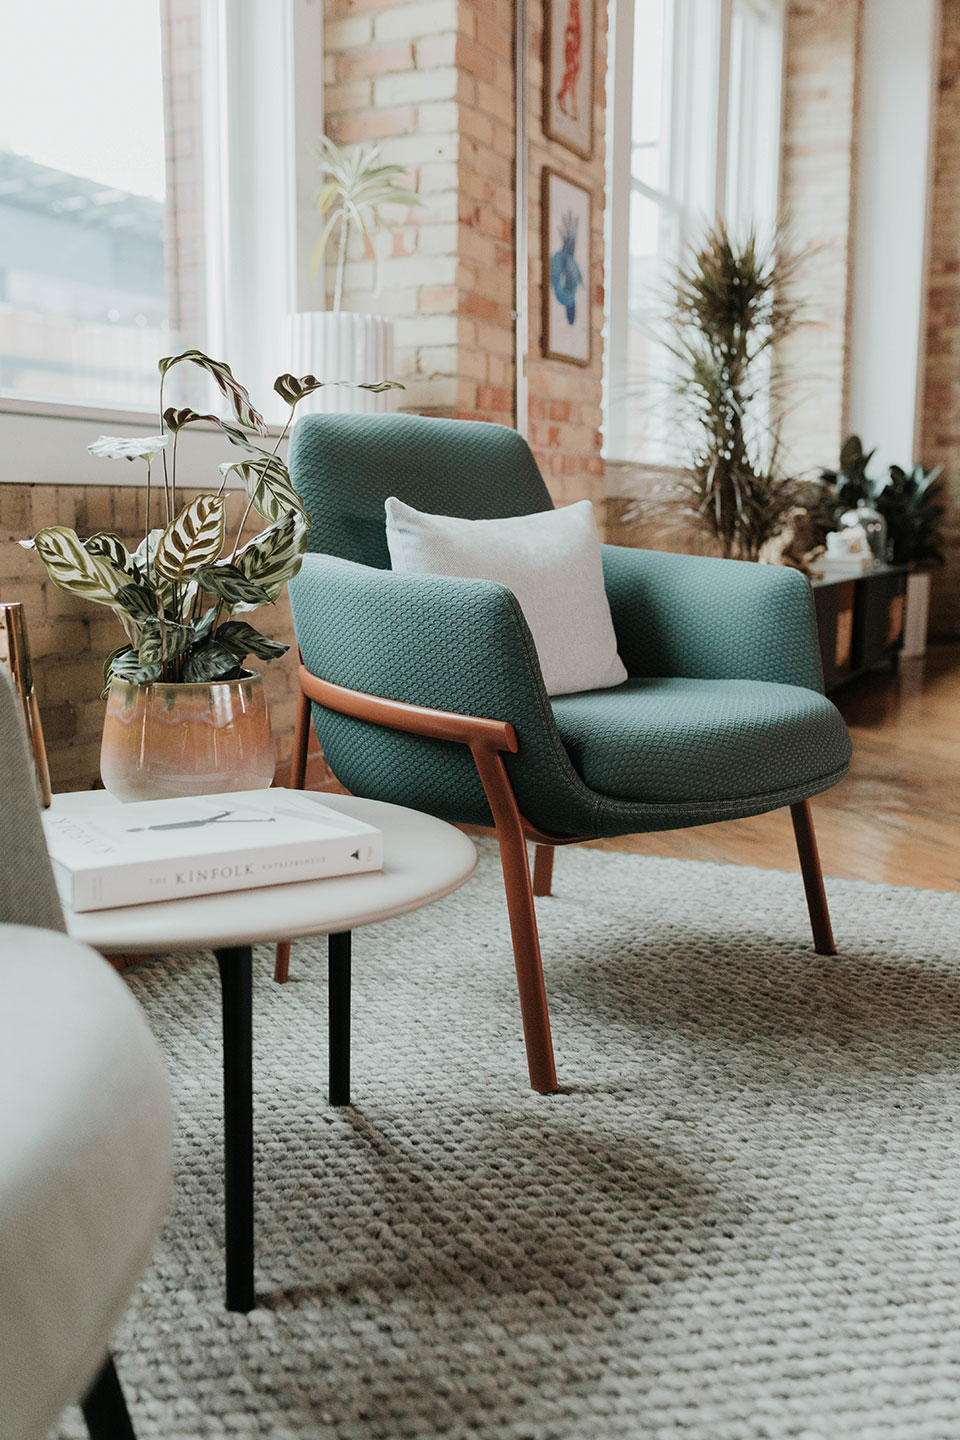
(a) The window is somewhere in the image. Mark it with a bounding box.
[0,0,315,427]
[0,0,171,413]
[604,0,784,462]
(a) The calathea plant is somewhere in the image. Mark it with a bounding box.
[21,349,400,691]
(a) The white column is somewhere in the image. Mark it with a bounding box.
[847,0,940,475]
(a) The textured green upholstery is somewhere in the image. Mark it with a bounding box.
[290,412,552,568]
[287,413,851,838]
[552,678,849,806]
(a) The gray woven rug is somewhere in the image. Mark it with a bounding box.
[57,841,960,1440]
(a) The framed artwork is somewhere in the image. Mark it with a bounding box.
[541,168,591,367]
[543,0,594,160]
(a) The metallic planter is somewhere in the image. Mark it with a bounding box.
[100,672,276,803]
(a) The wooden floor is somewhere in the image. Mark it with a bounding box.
[291,645,960,895]
[590,644,960,892]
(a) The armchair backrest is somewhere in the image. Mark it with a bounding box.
[0,666,65,933]
[289,413,554,568]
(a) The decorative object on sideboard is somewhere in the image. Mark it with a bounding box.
[20,348,401,802]
[626,224,819,561]
[289,137,421,416]
[541,167,592,366]
[820,434,945,657]
[0,602,52,806]
[543,0,595,159]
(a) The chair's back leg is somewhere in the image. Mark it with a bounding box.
[473,748,558,1093]
[274,687,312,984]
[532,844,555,897]
[790,800,836,955]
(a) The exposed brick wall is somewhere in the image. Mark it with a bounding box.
[920,0,960,639]
[527,0,607,511]
[323,0,609,511]
[777,0,862,479]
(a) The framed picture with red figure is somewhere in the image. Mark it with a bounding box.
[544,0,594,159]
[541,167,592,366]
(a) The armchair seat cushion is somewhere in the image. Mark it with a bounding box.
[551,677,852,807]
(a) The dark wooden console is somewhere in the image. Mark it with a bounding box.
[811,563,908,692]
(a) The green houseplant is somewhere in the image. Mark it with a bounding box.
[821,435,946,566]
[22,348,399,800]
[291,137,422,419]
[638,223,812,562]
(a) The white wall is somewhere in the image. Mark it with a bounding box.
[847,0,940,475]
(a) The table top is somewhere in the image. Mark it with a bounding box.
[53,790,478,954]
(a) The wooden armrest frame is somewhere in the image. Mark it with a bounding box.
[297,667,580,849]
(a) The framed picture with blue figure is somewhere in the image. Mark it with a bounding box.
[541,167,591,367]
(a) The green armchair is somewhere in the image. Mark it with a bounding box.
[281,414,852,1094]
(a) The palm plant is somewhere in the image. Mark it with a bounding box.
[311,136,421,312]
[641,223,811,561]
[21,349,400,690]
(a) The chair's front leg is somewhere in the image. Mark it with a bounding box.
[790,801,836,955]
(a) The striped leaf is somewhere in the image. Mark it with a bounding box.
[25,526,123,605]
[195,563,272,608]
[88,434,168,462]
[85,532,133,573]
[161,407,261,454]
[273,373,324,406]
[114,582,159,624]
[109,649,161,687]
[137,620,192,666]
[215,620,289,662]
[235,512,308,600]
[218,455,308,525]
[182,641,243,684]
[158,350,266,435]
[153,494,227,582]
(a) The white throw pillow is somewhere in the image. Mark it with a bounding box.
[384,497,628,697]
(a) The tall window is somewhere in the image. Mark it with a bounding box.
[0,0,171,412]
[604,0,784,462]
[0,0,308,424]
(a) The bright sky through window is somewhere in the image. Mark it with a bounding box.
[0,0,166,200]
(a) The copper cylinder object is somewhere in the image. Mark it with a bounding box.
[0,602,52,807]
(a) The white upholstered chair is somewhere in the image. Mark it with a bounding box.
[0,667,173,1440]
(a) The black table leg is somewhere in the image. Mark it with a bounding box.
[81,1353,136,1440]
[215,945,255,1312]
[328,930,351,1106]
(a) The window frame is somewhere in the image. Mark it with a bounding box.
[603,0,785,464]
[0,0,321,480]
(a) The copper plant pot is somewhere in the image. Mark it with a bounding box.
[100,671,276,803]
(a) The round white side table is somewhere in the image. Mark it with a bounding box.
[53,790,478,1313]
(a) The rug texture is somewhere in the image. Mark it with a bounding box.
[55,841,960,1440]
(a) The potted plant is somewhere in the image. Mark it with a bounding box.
[631,223,815,562]
[821,435,946,655]
[21,348,398,801]
[289,136,421,416]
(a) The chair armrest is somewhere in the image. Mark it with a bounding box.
[290,552,553,722]
[601,545,826,692]
[288,554,587,830]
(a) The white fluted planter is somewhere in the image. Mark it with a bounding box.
[287,312,397,414]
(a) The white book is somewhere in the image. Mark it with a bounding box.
[43,789,383,912]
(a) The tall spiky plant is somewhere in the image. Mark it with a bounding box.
[311,136,421,312]
[645,223,811,561]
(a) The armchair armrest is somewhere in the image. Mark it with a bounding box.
[601,545,825,692]
[288,554,582,830]
[290,552,553,724]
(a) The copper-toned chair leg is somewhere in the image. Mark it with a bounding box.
[790,800,836,955]
[274,688,312,984]
[532,844,555,897]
